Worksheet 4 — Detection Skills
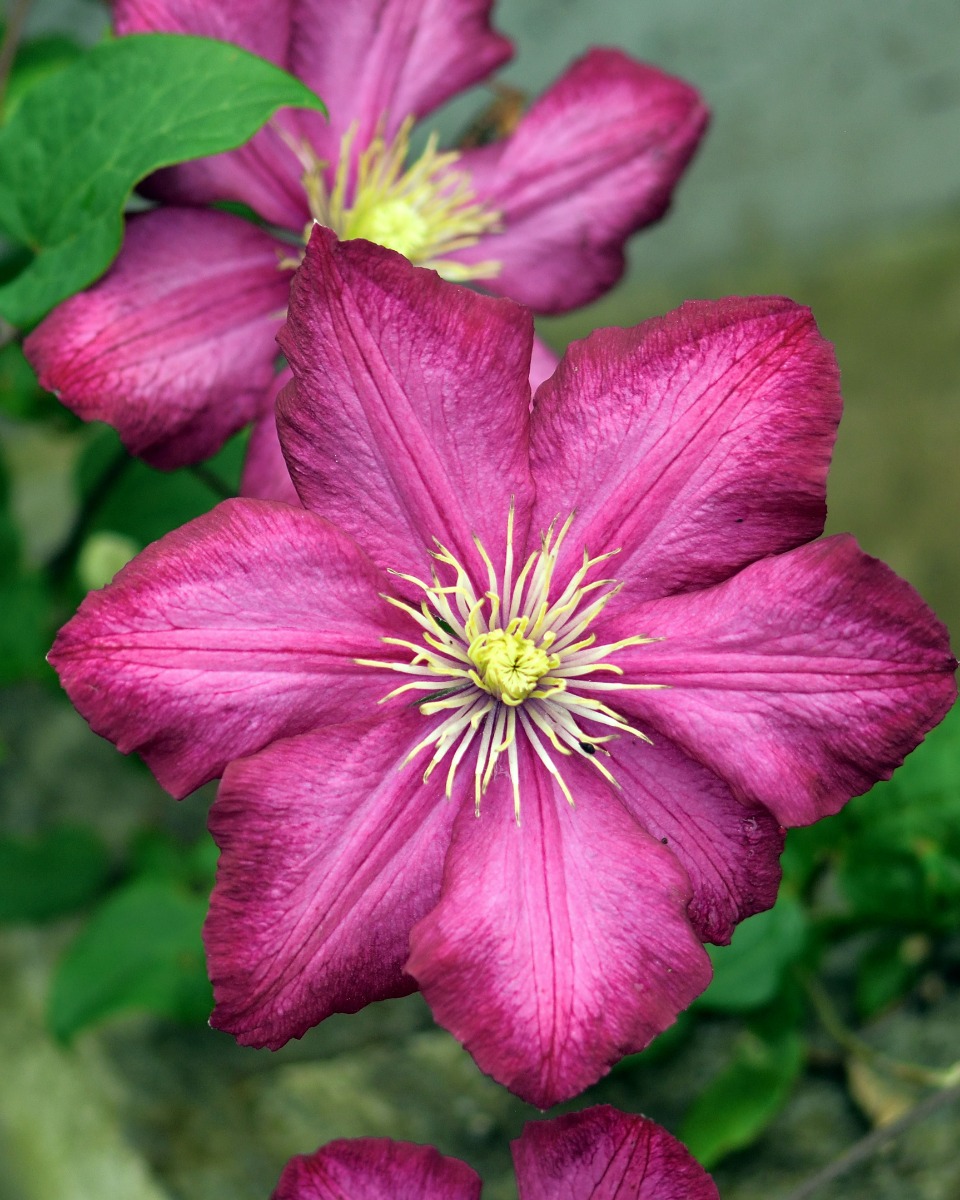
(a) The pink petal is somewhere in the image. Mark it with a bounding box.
[606,535,958,827]
[530,297,841,601]
[247,339,558,505]
[513,1106,718,1200]
[24,209,291,469]
[49,500,405,798]
[208,714,459,1048]
[114,1,310,229]
[278,228,534,578]
[273,1138,481,1200]
[450,50,708,312]
[240,369,301,505]
[407,743,711,1107]
[614,736,784,945]
[287,0,512,166]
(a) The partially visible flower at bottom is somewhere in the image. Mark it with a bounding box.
[272,1106,719,1199]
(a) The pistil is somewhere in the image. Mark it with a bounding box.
[357,510,663,822]
[289,117,502,281]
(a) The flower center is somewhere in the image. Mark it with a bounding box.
[357,508,663,822]
[293,116,502,282]
[469,624,558,704]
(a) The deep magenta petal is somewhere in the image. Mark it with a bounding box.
[513,1106,719,1200]
[288,0,512,166]
[613,736,784,944]
[114,1,309,228]
[607,535,958,826]
[49,500,405,798]
[531,296,841,600]
[247,337,557,505]
[278,228,534,578]
[451,49,708,312]
[207,715,458,1048]
[240,369,302,505]
[407,744,710,1107]
[24,209,291,468]
[273,1137,481,1200]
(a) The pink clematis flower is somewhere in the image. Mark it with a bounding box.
[49,232,956,1106]
[24,0,708,470]
[272,1106,719,1199]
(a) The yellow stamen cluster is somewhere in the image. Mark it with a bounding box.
[357,509,662,823]
[293,116,502,281]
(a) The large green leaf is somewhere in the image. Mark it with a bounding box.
[698,893,808,1012]
[0,827,111,922]
[679,1023,805,1168]
[47,877,212,1041]
[0,34,324,326]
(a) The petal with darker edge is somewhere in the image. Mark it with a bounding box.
[278,229,534,579]
[25,209,291,469]
[513,1106,719,1200]
[450,49,708,312]
[531,297,841,601]
[208,713,458,1049]
[605,535,958,827]
[288,0,512,166]
[613,735,784,945]
[407,742,710,1107]
[49,499,405,798]
[273,1137,481,1200]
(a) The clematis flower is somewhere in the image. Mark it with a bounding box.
[49,232,957,1106]
[271,1106,719,1199]
[24,0,708,470]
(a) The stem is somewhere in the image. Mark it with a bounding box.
[0,0,33,119]
[780,1080,960,1200]
[801,971,959,1089]
[187,462,235,501]
[47,444,131,584]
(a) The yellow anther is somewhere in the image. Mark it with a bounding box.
[303,117,502,281]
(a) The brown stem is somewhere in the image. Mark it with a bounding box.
[780,1080,960,1200]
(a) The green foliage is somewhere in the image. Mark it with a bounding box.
[47,875,212,1042]
[699,893,808,1012]
[75,425,247,552]
[0,341,53,421]
[834,703,960,931]
[0,33,325,326]
[679,1018,805,1169]
[0,455,52,680]
[0,826,111,922]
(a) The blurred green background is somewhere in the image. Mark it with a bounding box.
[1,2,958,1198]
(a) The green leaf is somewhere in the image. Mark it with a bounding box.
[48,877,212,1042]
[0,34,325,325]
[836,702,960,929]
[699,894,808,1012]
[74,425,246,552]
[679,1024,805,1168]
[0,827,111,922]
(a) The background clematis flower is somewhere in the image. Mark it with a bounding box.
[24,0,708,470]
[48,231,957,1106]
[271,1106,719,1198]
